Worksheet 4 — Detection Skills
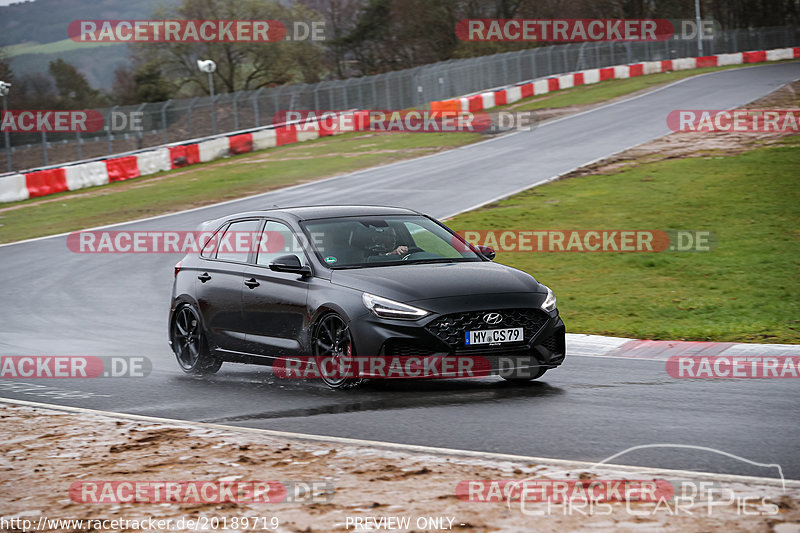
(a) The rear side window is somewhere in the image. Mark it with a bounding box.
[200,226,224,258]
[214,219,262,262]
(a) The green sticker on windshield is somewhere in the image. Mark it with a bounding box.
[325,256,338,264]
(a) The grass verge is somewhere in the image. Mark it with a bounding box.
[0,132,481,243]
[1,62,794,247]
[446,137,800,343]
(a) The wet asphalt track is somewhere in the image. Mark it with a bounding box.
[1,62,798,480]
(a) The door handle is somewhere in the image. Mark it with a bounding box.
[197,272,211,283]
[244,278,260,289]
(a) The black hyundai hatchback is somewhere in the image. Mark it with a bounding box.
[169,205,565,388]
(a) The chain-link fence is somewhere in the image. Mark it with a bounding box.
[2,25,797,172]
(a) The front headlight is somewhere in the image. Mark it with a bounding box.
[362,292,429,320]
[540,286,557,313]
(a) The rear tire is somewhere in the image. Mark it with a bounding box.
[171,304,222,375]
[312,313,363,389]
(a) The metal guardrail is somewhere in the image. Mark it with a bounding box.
[1,25,797,172]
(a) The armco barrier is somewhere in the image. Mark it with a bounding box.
[0,47,797,205]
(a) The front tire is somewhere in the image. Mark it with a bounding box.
[171,304,222,375]
[312,313,363,389]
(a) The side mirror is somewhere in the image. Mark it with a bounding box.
[269,254,312,276]
[476,245,496,260]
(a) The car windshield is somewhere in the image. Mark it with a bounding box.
[300,215,482,268]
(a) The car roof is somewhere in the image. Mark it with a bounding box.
[208,205,423,225]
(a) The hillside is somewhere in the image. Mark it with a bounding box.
[1,0,181,89]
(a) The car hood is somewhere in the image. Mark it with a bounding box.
[330,261,544,303]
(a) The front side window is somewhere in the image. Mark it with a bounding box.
[256,221,307,267]
[301,215,481,268]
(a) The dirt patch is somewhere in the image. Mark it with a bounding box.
[1,403,798,532]
[552,81,800,181]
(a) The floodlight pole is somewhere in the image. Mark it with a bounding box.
[1,82,10,172]
[208,70,217,135]
[695,0,704,56]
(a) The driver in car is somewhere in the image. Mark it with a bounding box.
[374,227,408,257]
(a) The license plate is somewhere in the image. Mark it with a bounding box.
[465,327,523,345]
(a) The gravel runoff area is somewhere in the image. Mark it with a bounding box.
[1,402,798,533]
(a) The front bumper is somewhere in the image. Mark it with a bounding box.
[348,302,566,379]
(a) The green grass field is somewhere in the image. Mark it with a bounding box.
[446,137,800,343]
[0,132,482,243]
[4,39,119,56]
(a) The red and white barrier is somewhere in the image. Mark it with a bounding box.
[0,173,28,203]
[65,161,108,191]
[716,53,744,66]
[558,73,574,89]
[136,148,171,176]
[767,48,795,61]
[505,86,523,104]
[2,47,798,204]
[251,129,277,151]
[583,68,601,84]
[25,168,67,198]
[198,138,230,163]
[228,133,253,155]
[297,122,320,142]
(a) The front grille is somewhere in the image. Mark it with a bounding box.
[426,309,548,349]
[383,339,436,357]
